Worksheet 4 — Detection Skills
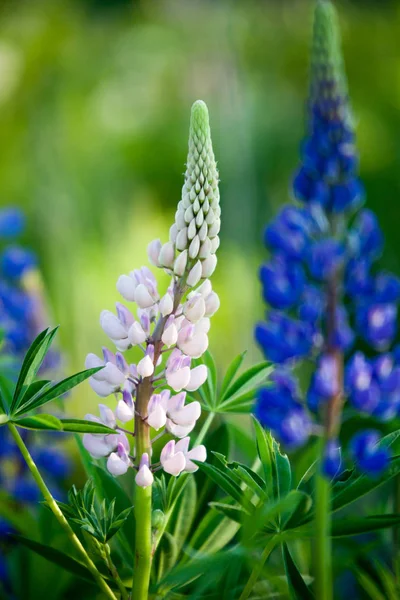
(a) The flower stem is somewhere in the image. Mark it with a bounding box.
[393,474,400,582]
[132,378,153,600]
[194,411,215,445]
[238,535,279,600]
[7,423,117,600]
[315,448,333,600]
[104,543,129,600]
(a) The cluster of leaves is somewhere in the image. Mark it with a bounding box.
[0,327,115,435]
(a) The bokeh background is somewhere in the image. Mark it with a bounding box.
[1,0,400,446]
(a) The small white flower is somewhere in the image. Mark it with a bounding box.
[183,294,206,323]
[160,440,186,476]
[115,390,135,423]
[166,349,191,391]
[136,453,154,488]
[147,391,169,430]
[174,250,188,276]
[107,439,131,476]
[159,292,174,317]
[185,364,208,391]
[128,321,147,345]
[201,254,217,278]
[162,316,178,348]
[175,437,207,472]
[167,392,201,426]
[137,355,154,378]
[159,241,175,268]
[186,261,202,287]
[147,239,162,267]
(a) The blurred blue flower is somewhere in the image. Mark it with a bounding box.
[350,431,391,477]
[254,0,398,476]
[0,208,25,239]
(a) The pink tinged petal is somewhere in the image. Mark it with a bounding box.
[174,250,188,277]
[115,352,129,373]
[85,353,104,370]
[98,404,116,428]
[89,377,116,397]
[201,254,217,278]
[100,310,127,340]
[185,364,208,392]
[175,437,190,454]
[185,445,207,472]
[197,318,211,334]
[159,293,174,317]
[186,261,202,287]
[147,239,162,267]
[102,347,116,364]
[135,284,156,309]
[169,401,201,426]
[166,367,191,392]
[115,399,134,423]
[107,452,130,476]
[159,242,175,269]
[162,323,178,347]
[116,274,136,301]
[178,332,209,358]
[183,295,206,323]
[204,291,220,317]
[160,440,176,462]
[83,434,110,458]
[162,452,186,476]
[128,321,147,345]
[135,453,154,488]
[137,355,154,378]
[167,392,186,414]
[195,279,212,298]
[165,419,196,438]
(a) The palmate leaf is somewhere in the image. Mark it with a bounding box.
[10,327,58,413]
[14,414,63,431]
[330,514,400,537]
[11,416,115,434]
[253,416,275,498]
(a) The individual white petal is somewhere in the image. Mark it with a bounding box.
[201,254,217,278]
[85,353,104,370]
[169,223,178,244]
[116,274,136,302]
[189,235,200,259]
[165,419,196,438]
[115,400,135,423]
[174,250,188,277]
[197,317,211,334]
[134,284,156,309]
[195,279,212,298]
[112,338,131,352]
[103,362,126,386]
[210,235,220,253]
[135,453,154,488]
[162,322,178,347]
[128,321,147,345]
[89,377,116,397]
[166,391,186,414]
[147,403,167,431]
[159,293,174,317]
[82,434,110,458]
[166,366,191,392]
[183,295,206,323]
[137,355,154,378]
[186,261,202,287]
[160,441,186,476]
[175,437,191,454]
[204,291,220,317]
[176,228,188,251]
[186,364,208,391]
[98,404,116,429]
[185,445,207,472]
[159,242,175,268]
[100,310,127,340]
[178,332,208,358]
[208,219,220,238]
[107,452,130,476]
[147,239,162,267]
[169,401,201,426]
[199,237,212,259]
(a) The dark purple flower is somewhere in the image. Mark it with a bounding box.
[259,255,305,309]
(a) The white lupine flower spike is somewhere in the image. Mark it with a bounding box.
[83,101,220,499]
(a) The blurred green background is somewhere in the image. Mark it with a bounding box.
[1,0,400,420]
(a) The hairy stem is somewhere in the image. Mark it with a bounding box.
[7,423,117,600]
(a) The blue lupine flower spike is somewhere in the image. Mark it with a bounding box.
[255,0,397,478]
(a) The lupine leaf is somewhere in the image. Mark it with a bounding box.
[282,492,312,530]
[209,501,247,523]
[219,352,247,399]
[253,416,274,497]
[60,419,116,434]
[273,440,291,499]
[217,389,256,413]
[193,461,253,512]
[10,327,57,413]
[331,514,400,537]
[221,362,272,402]
[14,414,63,431]
[166,476,197,565]
[10,534,97,585]
[188,510,240,556]
[15,367,103,415]
[282,543,315,599]
[355,571,386,600]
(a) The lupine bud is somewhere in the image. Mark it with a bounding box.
[159,292,174,317]
[115,390,134,423]
[186,261,202,287]
[135,453,154,488]
[160,440,186,476]
[161,316,178,347]
[204,291,220,317]
[128,321,147,345]
[147,239,162,266]
[175,437,207,472]
[117,275,136,301]
[159,242,175,269]
[174,100,220,276]
[107,441,131,476]
[137,354,154,378]
[100,310,131,351]
[85,352,126,397]
[201,254,217,278]
[174,250,188,276]
[183,294,206,323]
[147,393,168,430]
[99,404,117,429]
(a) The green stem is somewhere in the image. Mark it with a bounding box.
[194,411,215,445]
[315,460,333,600]
[238,535,279,600]
[7,423,117,600]
[132,378,153,600]
[104,543,129,600]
